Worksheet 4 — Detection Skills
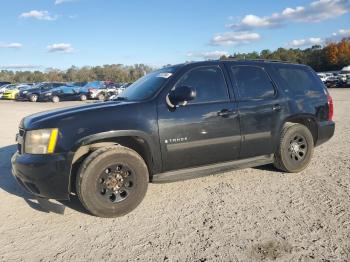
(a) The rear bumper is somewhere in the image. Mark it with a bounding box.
[316,121,335,146]
[11,152,72,200]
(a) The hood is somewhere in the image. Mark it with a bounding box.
[21,100,132,130]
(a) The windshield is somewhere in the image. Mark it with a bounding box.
[116,67,178,101]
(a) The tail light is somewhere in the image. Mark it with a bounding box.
[327,94,334,121]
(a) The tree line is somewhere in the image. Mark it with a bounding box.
[221,38,350,72]
[0,64,153,83]
[1,38,350,83]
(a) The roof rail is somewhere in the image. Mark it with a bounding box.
[220,58,293,64]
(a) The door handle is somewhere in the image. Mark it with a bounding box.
[217,109,233,117]
[272,104,282,112]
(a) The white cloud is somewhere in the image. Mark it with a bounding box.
[0,64,40,70]
[0,43,23,49]
[332,28,350,37]
[211,31,261,46]
[55,0,77,5]
[19,10,58,21]
[187,51,229,59]
[289,37,323,47]
[47,43,74,53]
[230,0,350,30]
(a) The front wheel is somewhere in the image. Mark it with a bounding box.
[52,96,60,103]
[76,145,149,218]
[274,123,314,173]
[80,94,87,101]
[29,94,38,102]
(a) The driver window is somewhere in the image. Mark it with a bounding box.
[174,66,229,104]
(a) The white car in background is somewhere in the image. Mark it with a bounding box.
[317,73,327,82]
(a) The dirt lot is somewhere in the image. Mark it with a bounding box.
[0,90,349,261]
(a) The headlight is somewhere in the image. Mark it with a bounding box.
[23,91,28,94]
[45,92,52,96]
[25,128,58,154]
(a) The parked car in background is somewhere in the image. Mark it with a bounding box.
[325,76,339,88]
[82,81,106,100]
[40,86,89,103]
[17,82,65,102]
[0,81,11,87]
[0,84,15,99]
[1,84,32,100]
[317,73,327,82]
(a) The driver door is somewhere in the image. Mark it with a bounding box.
[157,65,241,171]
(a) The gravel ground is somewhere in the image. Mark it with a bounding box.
[0,90,349,261]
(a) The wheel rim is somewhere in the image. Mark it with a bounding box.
[53,97,59,102]
[288,134,308,162]
[81,95,86,101]
[32,95,37,102]
[96,164,135,203]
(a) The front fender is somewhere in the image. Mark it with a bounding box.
[71,130,162,173]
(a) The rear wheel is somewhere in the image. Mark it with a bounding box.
[80,94,87,101]
[29,94,38,102]
[274,123,314,173]
[52,96,60,103]
[76,145,149,218]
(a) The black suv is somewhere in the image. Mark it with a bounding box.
[17,82,65,102]
[12,60,335,217]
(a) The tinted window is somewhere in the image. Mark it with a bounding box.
[175,66,229,103]
[275,66,324,97]
[62,87,74,94]
[231,66,275,100]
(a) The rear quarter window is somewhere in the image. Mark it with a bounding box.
[273,65,325,97]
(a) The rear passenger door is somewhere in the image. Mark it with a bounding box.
[225,63,285,158]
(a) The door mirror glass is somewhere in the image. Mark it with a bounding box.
[167,86,196,108]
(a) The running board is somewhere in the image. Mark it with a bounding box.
[152,154,274,183]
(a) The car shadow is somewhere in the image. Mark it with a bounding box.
[0,144,89,215]
[253,163,280,172]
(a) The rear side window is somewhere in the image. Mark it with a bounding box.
[274,66,324,97]
[231,66,275,100]
[175,66,229,103]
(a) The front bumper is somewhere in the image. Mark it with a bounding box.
[2,93,17,99]
[11,152,72,200]
[316,120,335,146]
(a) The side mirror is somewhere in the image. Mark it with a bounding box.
[167,86,196,108]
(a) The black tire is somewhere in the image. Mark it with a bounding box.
[80,94,87,101]
[274,123,314,173]
[97,93,105,101]
[76,145,149,218]
[52,96,60,103]
[29,94,38,102]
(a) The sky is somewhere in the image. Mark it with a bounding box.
[0,0,350,70]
